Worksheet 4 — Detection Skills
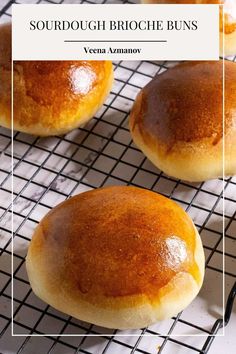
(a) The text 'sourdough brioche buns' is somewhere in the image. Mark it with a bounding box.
[0,23,113,136]
[26,186,205,330]
[141,0,236,57]
[130,61,236,182]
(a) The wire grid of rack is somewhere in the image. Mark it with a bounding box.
[0,0,236,353]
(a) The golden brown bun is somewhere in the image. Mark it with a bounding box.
[0,23,113,136]
[130,61,236,182]
[0,23,11,129]
[141,0,236,56]
[26,186,205,330]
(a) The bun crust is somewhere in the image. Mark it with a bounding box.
[26,186,205,329]
[0,23,11,128]
[0,23,113,136]
[130,61,236,181]
[141,0,236,56]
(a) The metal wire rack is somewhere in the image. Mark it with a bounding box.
[0,0,236,353]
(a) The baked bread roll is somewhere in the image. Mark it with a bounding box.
[26,186,205,330]
[0,23,113,136]
[130,60,236,182]
[141,1,236,57]
[0,23,11,130]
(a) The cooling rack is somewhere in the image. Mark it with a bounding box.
[0,0,236,353]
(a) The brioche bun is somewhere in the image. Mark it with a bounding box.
[129,60,236,182]
[26,186,204,329]
[0,23,113,136]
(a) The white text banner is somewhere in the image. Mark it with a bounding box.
[12,4,219,61]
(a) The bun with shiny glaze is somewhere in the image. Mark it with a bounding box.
[26,186,205,329]
[129,60,236,182]
[0,23,113,136]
